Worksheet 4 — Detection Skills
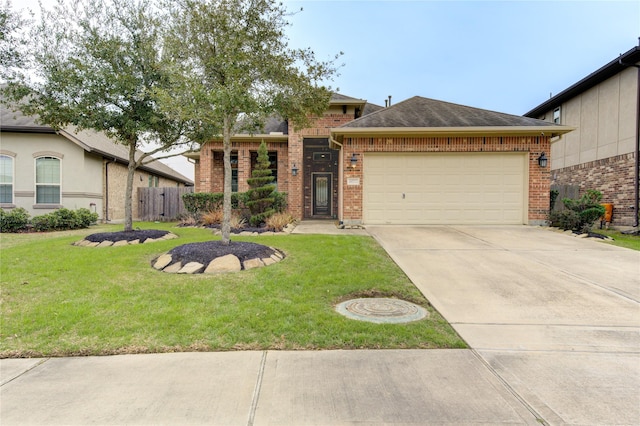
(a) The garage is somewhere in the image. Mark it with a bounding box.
[363,152,527,225]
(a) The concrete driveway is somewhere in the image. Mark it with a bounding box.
[368,225,640,425]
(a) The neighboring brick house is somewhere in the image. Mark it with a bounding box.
[525,44,640,227]
[1,106,193,222]
[190,94,572,225]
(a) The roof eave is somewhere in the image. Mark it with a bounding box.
[524,45,640,117]
[329,99,367,107]
[183,133,289,160]
[1,125,56,134]
[331,126,575,139]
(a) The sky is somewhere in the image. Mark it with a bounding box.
[12,0,640,180]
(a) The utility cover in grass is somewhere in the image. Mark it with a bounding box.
[152,241,285,274]
[336,298,428,324]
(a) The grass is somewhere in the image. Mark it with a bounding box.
[591,229,640,251]
[0,222,465,357]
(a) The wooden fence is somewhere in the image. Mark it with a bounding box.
[550,184,580,211]
[138,187,194,221]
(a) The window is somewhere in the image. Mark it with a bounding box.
[553,107,561,124]
[35,156,61,204]
[0,155,13,204]
[148,175,159,187]
[231,153,238,192]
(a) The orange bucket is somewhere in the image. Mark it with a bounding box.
[601,203,613,222]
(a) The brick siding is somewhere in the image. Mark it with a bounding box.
[194,115,554,225]
[195,112,355,220]
[552,153,637,226]
[105,161,186,222]
[341,135,551,224]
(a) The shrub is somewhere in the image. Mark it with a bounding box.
[265,212,295,231]
[32,208,99,232]
[183,192,244,215]
[229,213,246,230]
[245,141,277,227]
[75,208,99,228]
[0,207,30,233]
[272,191,287,213]
[201,209,224,226]
[31,213,59,232]
[549,190,606,234]
[177,212,198,226]
[549,189,559,211]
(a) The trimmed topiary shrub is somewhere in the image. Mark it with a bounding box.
[245,141,276,227]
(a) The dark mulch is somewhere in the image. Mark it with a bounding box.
[167,241,281,265]
[203,224,276,234]
[84,229,170,243]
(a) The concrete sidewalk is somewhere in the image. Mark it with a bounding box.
[2,223,638,425]
[1,350,541,425]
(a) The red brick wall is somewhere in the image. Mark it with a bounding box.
[287,113,356,220]
[195,141,288,194]
[341,135,551,224]
[552,153,637,226]
[194,112,355,220]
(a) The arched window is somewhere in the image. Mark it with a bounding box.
[0,155,13,204]
[35,156,61,204]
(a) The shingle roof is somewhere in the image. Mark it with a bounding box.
[362,102,383,116]
[330,93,367,104]
[341,96,559,129]
[1,104,193,184]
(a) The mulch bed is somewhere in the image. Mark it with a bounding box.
[81,229,283,271]
[84,230,170,243]
[167,241,279,265]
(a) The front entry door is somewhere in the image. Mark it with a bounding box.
[312,173,332,216]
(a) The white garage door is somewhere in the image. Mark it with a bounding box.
[363,152,527,224]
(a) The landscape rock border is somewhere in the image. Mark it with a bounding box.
[152,240,285,274]
[73,230,178,247]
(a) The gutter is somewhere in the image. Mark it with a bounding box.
[330,125,575,138]
[104,158,116,222]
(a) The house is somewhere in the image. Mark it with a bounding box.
[0,106,193,222]
[189,94,572,226]
[525,44,640,227]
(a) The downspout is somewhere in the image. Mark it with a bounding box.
[619,49,640,227]
[329,135,345,223]
[104,158,116,222]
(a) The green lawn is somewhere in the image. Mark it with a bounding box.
[0,223,465,357]
[591,229,640,251]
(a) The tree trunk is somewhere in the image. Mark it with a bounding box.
[124,143,137,232]
[221,115,232,244]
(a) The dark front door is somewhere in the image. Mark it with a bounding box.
[312,173,332,216]
[303,138,338,219]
